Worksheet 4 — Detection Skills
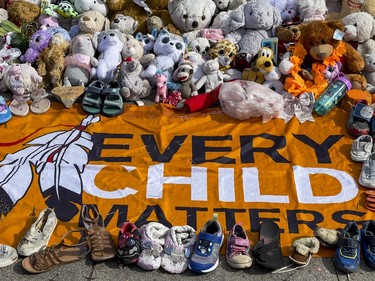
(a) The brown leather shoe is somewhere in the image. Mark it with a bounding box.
[81,205,117,262]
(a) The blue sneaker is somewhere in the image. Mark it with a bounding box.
[334,221,361,273]
[361,220,375,269]
[0,96,11,124]
[188,214,223,273]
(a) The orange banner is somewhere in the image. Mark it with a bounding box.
[0,102,372,256]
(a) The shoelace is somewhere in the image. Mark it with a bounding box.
[229,243,248,256]
[198,239,212,254]
[22,229,42,245]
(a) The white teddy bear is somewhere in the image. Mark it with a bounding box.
[364,53,375,94]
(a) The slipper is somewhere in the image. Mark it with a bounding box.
[101,81,123,117]
[82,80,106,115]
[9,96,30,117]
[313,227,340,247]
[252,221,283,270]
[161,225,196,274]
[0,96,12,124]
[30,89,51,114]
[137,222,169,271]
[22,229,89,274]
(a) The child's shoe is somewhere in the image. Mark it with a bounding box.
[117,222,141,267]
[360,220,375,269]
[226,223,252,269]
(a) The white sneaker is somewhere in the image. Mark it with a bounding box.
[17,208,58,256]
[359,152,375,188]
[0,244,18,268]
[351,135,373,162]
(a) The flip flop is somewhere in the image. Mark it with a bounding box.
[9,99,29,117]
[101,81,123,117]
[0,96,12,124]
[82,80,106,115]
[252,221,283,269]
[30,89,51,114]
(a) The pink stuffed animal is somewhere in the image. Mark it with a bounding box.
[154,72,168,103]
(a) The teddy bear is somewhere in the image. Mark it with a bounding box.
[342,12,375,60]
[70,10,110,38]
[37,33,70,89]
[195,58,225,93]
[269,0,298,24]
[223,0,282,56]
[7,0,40,26]
[187,37,210,60]
[73,0,108,16]
[118,58,151,101]
[19,30,52,65]
[92,29,124,82]
[63,34,98,86]
[296,0,327,22]
[121,35,155,68]
[141,29,185,83]
[275,22,301,60]
[168,0,216,33]
[283,20,365,97]
[110,13,138,37]
[105,0,178,34]
[364,53,375,94]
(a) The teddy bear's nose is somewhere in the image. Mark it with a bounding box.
[83,16,90,21]
[192,21,198,28]
[114,19,119,23]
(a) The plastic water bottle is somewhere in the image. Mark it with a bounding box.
[314,72,352,116]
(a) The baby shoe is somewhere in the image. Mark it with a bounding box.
[137,222,169,270]
[226,223,252,269]
[161,225,196,274]
[347,101,373,137]
[314,227,340,247]
[361,220,375,269]
[350,135,373,162]
[359,152,375,188]
[117,221,141,267]
[17,208,58,256]
[289,237,320,266]
[0,244,18,268]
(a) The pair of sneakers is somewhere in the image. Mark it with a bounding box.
[334,220,375,272]
[351,135,375,188]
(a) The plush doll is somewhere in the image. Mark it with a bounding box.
[224,0,282,56]
[146,16,164,34]
[284,20,365,97]
[121,35,155,68]
[73,0,108,16]
[7,0,40,26]
[187,37,210,60]
[110,13,138,37]
[141,29,185,82]
[105,0,178,34]
[335,0,375,19]
[37,33,70,88]
[213,0,246,13]
[174,60,198,99]
[56,1,79,18]
[342,12,375,60]
[135,29,158,54]
[269,0,298,24]
[364,54,375,94]
[243,47,276,84]
[179,51,205,84]
[118,58,151,101]
[38,14,59,30]
[92,29,124,82]
[296,0,327,22]
[323,61,342,82]
[168,0,216,33]
[195,58,225,92]
[20,30,52,65]
[63,34,98,86]
[70,10,110,38]
[275,22,301,60]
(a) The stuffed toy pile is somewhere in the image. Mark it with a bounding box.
[0,0,372,120]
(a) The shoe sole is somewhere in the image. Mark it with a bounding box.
[226,259,252,269]
[350,153,368,162]
[17,217,58,257]
[359,177,375,189]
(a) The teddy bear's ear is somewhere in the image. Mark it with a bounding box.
[326,20,345,32]
[230,5,246,31]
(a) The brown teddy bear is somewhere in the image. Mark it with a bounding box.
[7,0,40,26]
[37,34,70,89]
[275,22,302,61]
[283,20,365,97]
[106,0,178,34]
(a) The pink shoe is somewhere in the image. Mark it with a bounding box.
[226,224,252,269]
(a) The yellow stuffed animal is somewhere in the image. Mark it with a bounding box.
[242,47,275,84]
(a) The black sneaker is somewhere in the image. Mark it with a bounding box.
[117,222,141,267]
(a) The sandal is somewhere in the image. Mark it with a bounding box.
[101,81,123,117]
[9,93,30,117]
[252,221,283,270]
[0,96,12,124]
[81,205,116,262]
[82,81,106,115]
[30,89,51,114]
[21,229,89,274]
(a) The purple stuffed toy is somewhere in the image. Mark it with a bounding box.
[323,61,342,82]
[20,30,52,64]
